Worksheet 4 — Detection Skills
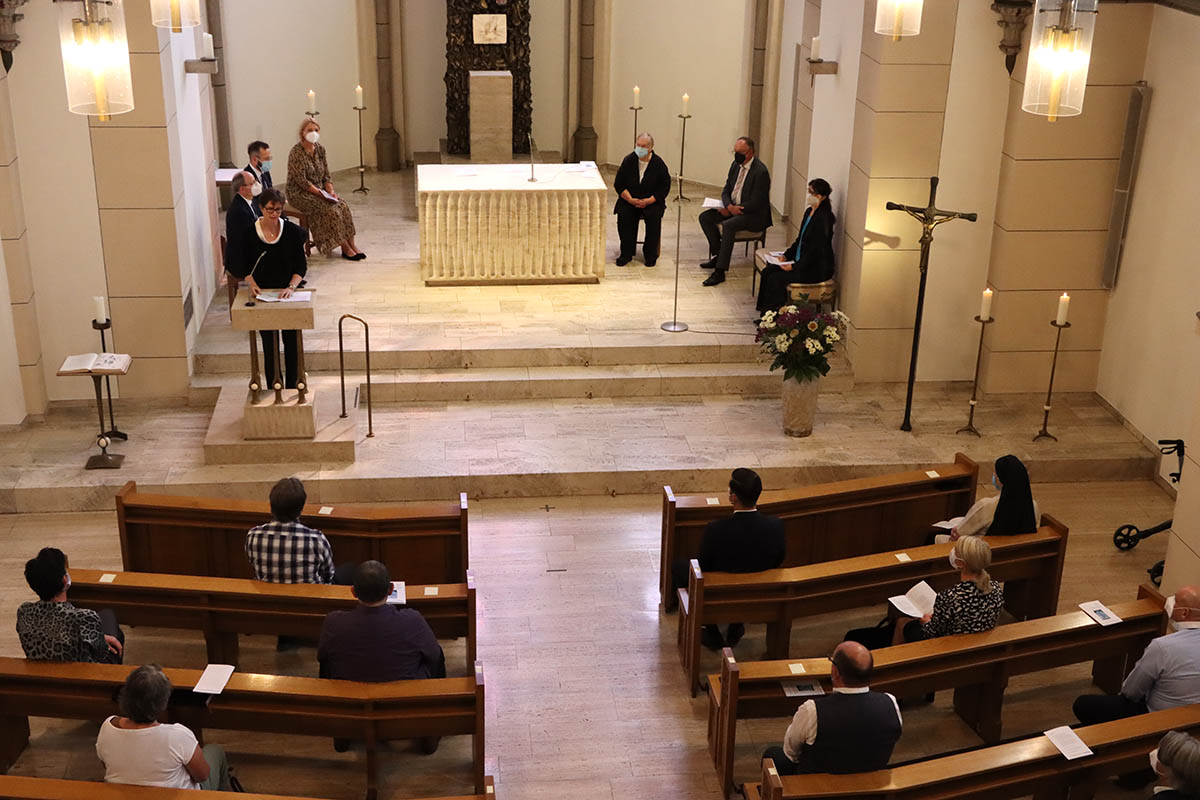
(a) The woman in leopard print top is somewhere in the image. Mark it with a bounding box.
[16,548,123,664]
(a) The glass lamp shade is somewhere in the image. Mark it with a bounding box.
[874,0,923,40]
[57,0,134,120]
[1022,0,1099,121]
[150,0,202,31]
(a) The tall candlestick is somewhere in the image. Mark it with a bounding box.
[94,296,108,323]
[681,92,689,116]
[202,32,214,60]
[979,287,993,320]
[355,84,363,107]
[307,89,316,114]
[811,35,821,61]
[1056,292,1070,326]
[633,85,640,106]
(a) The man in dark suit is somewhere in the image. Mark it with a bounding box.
[698,136,773,286]
[223,171,260,276]
[671,467,786,650]
[245,140,273,192]
[612,132,671,267]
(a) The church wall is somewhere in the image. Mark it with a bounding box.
[1097,7,1200,490]
[604,0,753,188]
[400,0,448,157]
[768,0,811,224]
[223,0,363,174]
[530,0,570,155]
[0,224,28,426]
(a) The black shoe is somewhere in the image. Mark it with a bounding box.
[340,253,356,261]
[644,259,656,267]
[275,635,300,651]
[421,736,441,755]
[700,625,725,651]
[352,252,367,261]
[615,255,632,266]
[725,623,745,647]
[333,738,351,753]
[702,271,726,287]
[1113,768,1157,790]
[700,258,718,269]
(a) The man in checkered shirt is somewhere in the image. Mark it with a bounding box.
[245,478,336,584]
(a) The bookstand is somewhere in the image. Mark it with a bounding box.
[92,318,128,442]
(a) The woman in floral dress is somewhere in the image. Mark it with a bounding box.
[286,118,365,259]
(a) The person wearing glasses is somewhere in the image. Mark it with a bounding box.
[232,188,308,390]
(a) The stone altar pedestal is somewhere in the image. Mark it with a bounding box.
[469,70,513,162]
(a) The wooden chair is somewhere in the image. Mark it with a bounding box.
[68,567,477,672]
[283,204,315,256]
[733,228,767,262]
[0,774,497,800]
[707,595,1166,797]
[660,454,979,610]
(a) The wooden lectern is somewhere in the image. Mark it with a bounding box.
[229,288,315,439]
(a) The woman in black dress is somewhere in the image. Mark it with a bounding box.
[235,188,308,390]
[756,178,836,314]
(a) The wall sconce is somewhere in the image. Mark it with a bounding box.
[55,0,134,122]
[875,0,923,41]
[150,0,200,33]
[1022,0,1099,121]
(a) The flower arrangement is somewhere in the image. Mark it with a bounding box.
[756,301,849,383]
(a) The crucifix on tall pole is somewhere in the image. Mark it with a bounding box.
[886,176,978,432]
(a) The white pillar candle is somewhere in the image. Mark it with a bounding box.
[202,32,214,60]
[307,89,316,114]
[355,84,363,107]
[980,287,993,320]
[811,35,821,61]
[681,92,689,116]
[94,296,108,323]
[1056,292,1070,325]
[633,85,640,107]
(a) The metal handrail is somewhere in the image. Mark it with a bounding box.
[337,314,374,438]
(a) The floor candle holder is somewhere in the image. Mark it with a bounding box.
[92,318,127,442]
[676,113,692,201]
[660,194,689,333]
[1034,320,1071,442]
[957,314,994,437]
[352,105,369,194]
[629,104,643,145]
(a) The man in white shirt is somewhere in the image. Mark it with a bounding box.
[224,171,261,275]
[762,641,902,775]
[698,136,773,286]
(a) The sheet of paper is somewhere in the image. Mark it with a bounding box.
[61,353,98,372]
[319,189,338,203]
[702,197,724,209]
[580,160,597,169]
[764,256,786,267]
[895,552,911,563]
[926,470,941,478]
[769,250,785,258]
[788,663,806,675]
[424,586,439,596]
[1044,726,1094,760]
[318,506,334,515]
[387,581,407,605]
[255,290,312,303]
[1079,600,1123,626]
[889,580,937,618]
[193,664,235,695]
[931,515,966,531]
[706,497,720,505]
[782,680,825,698]
[99,573,116,583]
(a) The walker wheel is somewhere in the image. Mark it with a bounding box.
[1113,524,1140,551]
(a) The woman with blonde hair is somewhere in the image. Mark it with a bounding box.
[286,118,364,260]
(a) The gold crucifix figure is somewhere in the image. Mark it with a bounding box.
[885,176,978,432]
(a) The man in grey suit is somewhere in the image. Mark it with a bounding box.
[698,136,773,286]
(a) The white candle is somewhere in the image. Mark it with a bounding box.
[202,32,214,60]
[633,85,640,107]
[681,92,689,116]
[811,35,821,61]
[1056,292,1070,325]
[94,296,108,323]
[307,89,316,114]
[355,84,363,107]
[980,288,993,321]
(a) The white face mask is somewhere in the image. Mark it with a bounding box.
[806,193,818,207]
[305,131,320,144]
[949,551,963,570]
[1150,747,1164,776]
[250,181,263,197]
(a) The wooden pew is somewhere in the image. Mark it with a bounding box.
[677,516,1069,695]
[0,774,497,800]
[0,658,486,800]
[659,454,978,610]
[116,482,469,585]
[708,597,1165,798]
[67,568,477,672]
[744,705,1200,800]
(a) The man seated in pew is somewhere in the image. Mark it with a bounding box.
[928,455,1039,544]
[670,468,785,650]
[17,547,124,665]
[1151,730,1200,799]
[96,664,236,790]
[845,536,1003,649]
[245,477,352,586]
[761,641,902,776]
[1074,585,1200,727]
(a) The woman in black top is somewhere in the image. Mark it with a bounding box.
[1151,731,1200,798]
[16,547,124,663]
[236,188,308,390]
[756,177,836,314]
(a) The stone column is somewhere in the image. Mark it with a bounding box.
[0,60,44,415]
[783,0,822,238]
[374,0,401,171]
[571,0,597,161]
[979,5,1153,393]
[205,0,233,169]
[757,0,784,181]
[1162,382,1200,593]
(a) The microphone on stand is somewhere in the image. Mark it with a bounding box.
[528,132,537,183]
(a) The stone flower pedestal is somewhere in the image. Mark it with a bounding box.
[782,377,820,437]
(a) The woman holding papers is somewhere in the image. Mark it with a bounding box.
[287,118,364,260]
[755,178,836,314]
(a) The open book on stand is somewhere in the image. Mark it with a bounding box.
[58,352,132,375]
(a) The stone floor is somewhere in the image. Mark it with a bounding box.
[0,480,1177,799]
